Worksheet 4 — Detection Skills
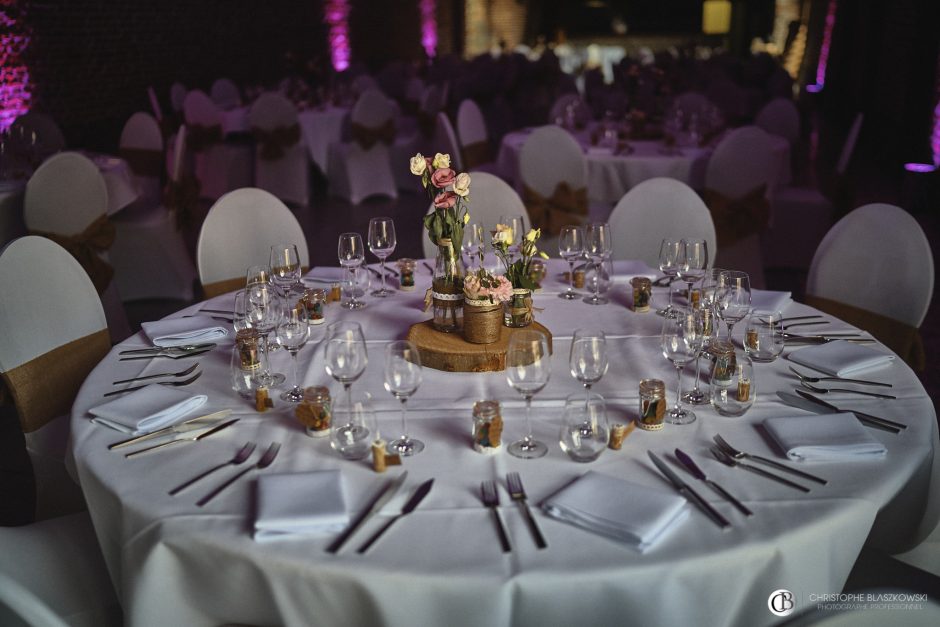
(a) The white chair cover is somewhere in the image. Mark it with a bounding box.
[456,98,487,148]
[755,97,800,146]
[118,111,163,204]
[248,92,309,207]
[607,177,717,267]
[210,77,242,110]
[170,82,187,112]
[197,187,309,291]
[183,89,252,200]
[420,84,446,120]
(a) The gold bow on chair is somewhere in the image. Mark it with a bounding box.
[29,215,115,295]
[350,119,396,150]
[119,147,164,178]
[703,184,770,247]
[163,175,201,230]
[523,182,588,237]
[251,123,301,161]
[186,123,223,153]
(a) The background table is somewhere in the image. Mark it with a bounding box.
[298,106,348,174]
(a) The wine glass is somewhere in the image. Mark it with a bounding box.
[682,267,725,405]
[337,232,366,309]
[324,321,368,433]
[384,340,424,456]
[583,222,612,305]
[715,270,751,340]
[558,225,584,300]
[462,222,484,268]
[661,311,704,425]
[244,283,285,387]
[246,264,271,288]
[506,329,551,459]
[657,238,680,317]
[559,392,609,463]
[498,214,524,260]
[330,391,377,461]
[269,244,302,294]
[367,217,396,297]
[677,238,708,310]
[569,329,608,403]
[276,300,310,402]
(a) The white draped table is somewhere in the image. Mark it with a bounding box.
[70,260,937,627]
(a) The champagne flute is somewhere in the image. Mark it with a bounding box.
[337,232,366,309]
[269,244,302,294]
[367,217,396,297]
[558,225,584,300]
[661,311,704,425]
[384,340,424,456]
[244,283,285,387]
[569,329,608,403]
[324,321,368,431]
[583,222,611,305]
[715,270,751,340]
[677,238,708,310]
[276,300,310,402]
[657,238,680,317]
[683,267,725,405]
[506,329,551,459]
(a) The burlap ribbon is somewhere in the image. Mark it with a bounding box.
[29,215,115,294]
[163,175,200,230]
[350,119,396,150]
[522,182,588,237]
[186,123,223,153]
[202,276,248,300]
[702,185,770,247]
[462,141,491,169]
[805,295,926,371]
[119,147,164,178]
[250,123,301,161]
[1,329,110,433]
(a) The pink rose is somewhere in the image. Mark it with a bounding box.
[433,190,457,209]
[430,167,456,188]
[490,275,513,303]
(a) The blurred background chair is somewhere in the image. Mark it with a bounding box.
[210,77,242,110]
[456,99,498,174]
[182,89,252,201]
[248,92,309,207]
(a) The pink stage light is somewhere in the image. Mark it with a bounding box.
[324,0,351,72]
[419,0,437,58]
[814,0,838,90]
[0,1,31,131]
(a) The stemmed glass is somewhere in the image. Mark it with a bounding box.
[677,238,708,310]
[657,238,680,317]
[337,232,366,309]
[583,222,612,305]
[462,222,484,268]
[558,225,584,300]
[683,268,725,405]
[715,270,751,340]
[506,330,551,459]
[276,301,310,402]
[367,217,396,297]
[269,244,302,294]
[499,215,524,261]
[661,311,704,425]
[569,329,608,403]
[324,321,368,431]
[243,282,285,387]
[384,340,424,456]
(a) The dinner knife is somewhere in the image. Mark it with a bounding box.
[674,448,753,516]
[326,471,409,554]
[788,390,906,433]
[108,410,234,450]
[357,478,434,553]
[120,348,212,361]
[647,451,730,529]
[124,418,240,458]
[119,343,216,355]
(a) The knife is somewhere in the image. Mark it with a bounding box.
[326,471,409,554]
[357,478,434,553]
[787,390,906,433]
[647,451,730,529]
[119,343,216,355]
[124,418,239,458]
[120,348,212,361]
[674,448,753,517]
[108,410,234,450]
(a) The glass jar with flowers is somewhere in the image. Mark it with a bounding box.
[412,152,471,333]
[462,265,513,344]
[492,224,549,327]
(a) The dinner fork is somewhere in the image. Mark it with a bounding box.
[197,442,281,507]
[710,446,810,493]
[103,372,203,397]
[799,381,896,400]
[506,472,547,549]
[112,363,199,385]
[481,481,511,553]
[168,442,256,495]
[120,348,212,361]
[713,434,827,485]
[788,366,891,388]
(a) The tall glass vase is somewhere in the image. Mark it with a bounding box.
[431,238,465,333]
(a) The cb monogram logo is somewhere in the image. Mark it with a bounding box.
[768,589,796,617]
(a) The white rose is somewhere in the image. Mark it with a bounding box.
[432,152,450,169]
[453,172,471,197]
[410,154,427,176]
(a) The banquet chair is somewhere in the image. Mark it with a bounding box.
[197,187,309,298]
[755,97,801,147]
[327,89,398,204]
[607,178,717,266]
[248,92,309,207]
[456,99,500,175]
[806,203,933,371]
[210,77,242,110]
[0,236,110,520]
[0,511,122,627]
[182,89,253,201]
[351,74,379,97]
[109,112,196,302]
[24,152,132,342]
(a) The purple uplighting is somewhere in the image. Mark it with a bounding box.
[324,0,351,72]
[904,163,937,173]
[932,62,940,166]
[419,0,437,58]
[0,1,31,131]
[814,0,838,89]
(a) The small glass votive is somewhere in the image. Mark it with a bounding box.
[296,386,332,437]
[637,378,666,431]
[559,392,609,462]
[231,329,261,399]
[744,310,785,362]
[472,400,503,454]
[330,391,376,460]
[711,354,755,417]
[301,288,327,325]
[631,277,652,312]
[528,259,547,289]
[398,258,416,291]
[573,268,586,289]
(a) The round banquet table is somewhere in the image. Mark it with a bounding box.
[70,259,937,627]
[297,106,348,174]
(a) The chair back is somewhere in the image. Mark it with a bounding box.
[119,112,164,205]
[456,99,491,168]
[10,112,66,156]
[248,93,308,206]
[435,112,463,172]
[705,125,782,199]
[420,84,446,117]
[350,88,394,129]
[518,125,586,198]
[24,152,108,236]
[197,187,309,297]
[755,97,800,146]
[182,89,221,127]
[170,82,187,112]
[351,74,378,96]
[210,77,241,110]
[607,178,717,266]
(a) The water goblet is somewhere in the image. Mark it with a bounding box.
[337,232,366,309]
[569,329,608,402]
[657,238,680,316]
[506,330,551,459]
[276,300,310,402]
[583,222,612,305]
[246,264,271,288]
[559,392,609,463]
[368,217,396,297]
[558,225,584,300]
[244,283,285,387]
[677,238,708,310]
[715,270,751,340]
[269,244,302,294]
[324,321,368,423]
[384,340,424,456]
[661,311,704,425]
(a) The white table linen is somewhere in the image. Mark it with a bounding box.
[764,413,888,461]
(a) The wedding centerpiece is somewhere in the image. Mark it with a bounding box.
[492,223,549,327]
[462,262,513,344]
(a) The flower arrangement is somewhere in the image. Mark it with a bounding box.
[463,271,513,304]
[412,152,470,254]
[491,223,549,290]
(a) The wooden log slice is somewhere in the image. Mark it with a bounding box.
[406,320,553,372]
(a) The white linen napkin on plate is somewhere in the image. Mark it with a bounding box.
[750,289,792,312]
[788,340,894,377]
[141,316,229,348]
[304,267,346,282]
[610,260,659,283]
[88,386,208,434]
[254,470,348,541]
[542,471,688,551]
[764,413,887,461]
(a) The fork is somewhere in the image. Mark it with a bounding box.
[103,372,203,397]
[120,348,212,361]
[119,343,216,355]
[481,481,511,553]
[113,363,199,385]
[710,446,810,492]
[713,434,827,485]
[506,472,547,549]
[197,442,280,507]
[799,381,896,400]
[168,442,257,495]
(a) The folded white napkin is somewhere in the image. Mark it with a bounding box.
[254,470,348,541]
[542,471,688,551]
[141,316,229,348]
[610,260,659,283]
[788,340,894,377]
[750,289,792,312]
[89,386,208,434]
[304,267,346,282]
[764,413,887,461]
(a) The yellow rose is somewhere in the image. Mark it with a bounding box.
[525,228,540,242]
[453,172,471,197]
[493,223,513,245]
[432,153,450,169]
[410,153,427,176]
[463,213,470,224]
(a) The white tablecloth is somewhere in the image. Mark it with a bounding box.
[70,259,937,627]
[298,106,348,173]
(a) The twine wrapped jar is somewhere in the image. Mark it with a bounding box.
[503,288,533,328]
[463,298,502,344]
[431,239,465,333]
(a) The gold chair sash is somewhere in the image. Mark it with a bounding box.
[462,140,491,170]
[1,329,110,433]
[119,147,164,178]
[350,119,396,151]
[29,214,116,295]
[202,276,248,300]
[522,182,588,237]
[163,175,200,231]
[250,123,301,161]
[703,185,769,247]
[805,295,926,371]
[186,123,223,153]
